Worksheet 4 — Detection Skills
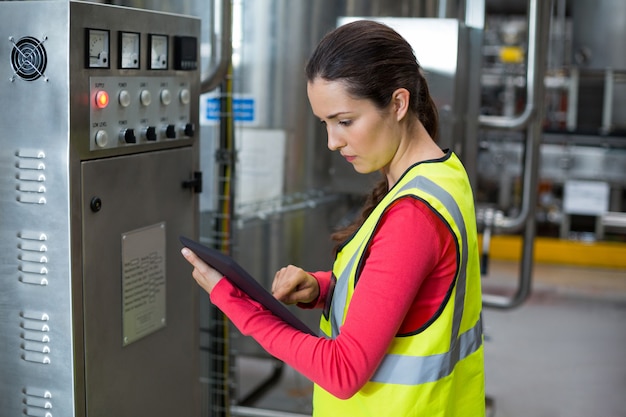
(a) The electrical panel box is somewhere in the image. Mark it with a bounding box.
[0,2,202,416]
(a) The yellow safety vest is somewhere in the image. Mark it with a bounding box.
[314,152,485,417]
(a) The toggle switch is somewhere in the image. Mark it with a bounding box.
[183,123,195,137]
[164,124,176,139]
[119,128,136,144]
[144,126,157,141]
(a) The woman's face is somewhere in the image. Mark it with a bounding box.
[307,78,400,174]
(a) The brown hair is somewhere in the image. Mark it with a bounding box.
[305,20,439,249]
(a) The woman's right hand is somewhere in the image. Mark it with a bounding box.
[271,265,319,305]
[181,247,224,294]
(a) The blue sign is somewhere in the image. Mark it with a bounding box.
[233,98,255,122]
[205,97,221,121]
[204,96,255,123]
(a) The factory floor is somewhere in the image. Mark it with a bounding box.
[231,260,626,417]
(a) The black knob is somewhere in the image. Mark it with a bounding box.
[184,123,195,138]
[120,128,136,144]
[145,126,157,141]
[165,124,176,139]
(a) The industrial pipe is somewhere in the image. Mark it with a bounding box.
[478,0,541,131]
[201,0,233,93]
[477,0,549,233]
[480,0,551,309]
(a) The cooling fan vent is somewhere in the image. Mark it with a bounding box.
[10,35,48,82]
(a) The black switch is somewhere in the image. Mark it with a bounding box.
[120,128,136,144]
[145,126,157,141]
[165,124,176,139]
[184,123,195,137]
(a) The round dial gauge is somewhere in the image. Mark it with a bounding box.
[87,28,109,68]
[149,34,168,70]
[119,32,140,69]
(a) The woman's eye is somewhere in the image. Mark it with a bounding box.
[338,120,352,126]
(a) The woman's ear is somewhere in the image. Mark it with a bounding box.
[392,88,410,121]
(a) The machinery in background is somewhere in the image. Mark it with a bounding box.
[478,0,626,243]
[0,2,202,416]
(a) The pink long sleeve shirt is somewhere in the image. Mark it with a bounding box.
[210,197,457,399]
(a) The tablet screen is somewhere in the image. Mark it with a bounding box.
[180,236,318,336]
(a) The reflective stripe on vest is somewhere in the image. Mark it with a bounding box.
[328,241,361,338]
[324,174,481,386]
[370,316,482,385]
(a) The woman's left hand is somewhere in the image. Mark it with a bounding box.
[181,247,224,294]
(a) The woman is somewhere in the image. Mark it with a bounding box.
[182,20,485,416]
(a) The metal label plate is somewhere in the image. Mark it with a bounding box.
[121,222,167,346]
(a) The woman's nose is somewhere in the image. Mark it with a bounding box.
[326,129,344,151]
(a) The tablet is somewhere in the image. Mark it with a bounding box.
[180,236,318,336]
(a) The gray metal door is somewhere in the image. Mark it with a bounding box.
[81,147,198,416]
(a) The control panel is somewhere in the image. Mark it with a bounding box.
[90,76,194,150]
[0,2,201,416]
[84,27,198,152]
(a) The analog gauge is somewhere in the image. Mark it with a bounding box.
[149,34,168,70]
[86,28,110,68]
[119,31,140,69]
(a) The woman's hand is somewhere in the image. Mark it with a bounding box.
[271,265,319,305]
[181,247,224,294]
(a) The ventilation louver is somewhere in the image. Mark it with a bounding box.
[10,36,48,82]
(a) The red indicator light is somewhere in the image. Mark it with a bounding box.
[95,90,109,109]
